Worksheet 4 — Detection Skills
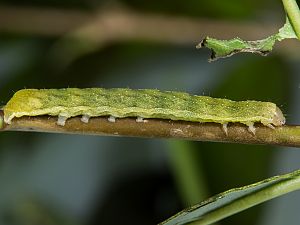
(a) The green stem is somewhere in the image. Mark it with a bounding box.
[282,0,300,39]
[167,140,208,206]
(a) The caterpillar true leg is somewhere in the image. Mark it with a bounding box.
[266,124,275,129]
[81,115,90,123]
[57,115,67,126]
[136,116,144,123]
[248,123,256,135]
[222,123,228,136]
[108,116,116,123]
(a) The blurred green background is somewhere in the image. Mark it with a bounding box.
[0,0,300,225]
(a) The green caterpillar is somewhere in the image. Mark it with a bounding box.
[3,88,285,134]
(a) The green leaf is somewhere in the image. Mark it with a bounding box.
[159,169,300,225]
[197,18,297,61]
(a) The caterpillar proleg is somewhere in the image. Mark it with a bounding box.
[3,88,285,134]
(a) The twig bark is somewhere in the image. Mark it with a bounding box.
[1,110,300,147]
[0,5,272,39]
[0,6,299,53]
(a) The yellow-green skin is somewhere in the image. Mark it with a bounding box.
[3,88,285,127]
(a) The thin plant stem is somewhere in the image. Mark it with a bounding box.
[1,110,300,147]
[282,0,300,39]
[167,140,209,206]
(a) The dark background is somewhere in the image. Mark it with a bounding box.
[0,1,300,225]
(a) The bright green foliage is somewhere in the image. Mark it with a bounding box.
[197,18,297,61]
[159,169,300,225]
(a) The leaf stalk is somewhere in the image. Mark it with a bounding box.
[282,0,300,39]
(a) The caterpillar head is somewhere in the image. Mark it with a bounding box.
[272,106,286,126]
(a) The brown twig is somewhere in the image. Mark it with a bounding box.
[0,5,299,57]
[0,5,270,38]
[0,5,92,36]
[1,4,299,68]
[1,110,300,147]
